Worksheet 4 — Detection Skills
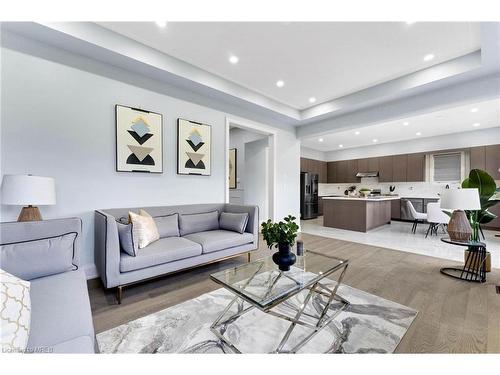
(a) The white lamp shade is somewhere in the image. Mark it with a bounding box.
[1,175,56,206]
[440,188,480,210]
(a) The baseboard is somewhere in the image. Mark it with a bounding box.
[83,263,99,280]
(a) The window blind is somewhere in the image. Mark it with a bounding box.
[433,153,461,182]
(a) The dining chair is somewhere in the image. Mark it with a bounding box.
[426,202,450,238]
[407,200,427,234]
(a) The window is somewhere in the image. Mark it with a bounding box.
[431,152,463,183]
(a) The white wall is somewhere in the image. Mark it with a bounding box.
[244,138,270,222]
[300,146,326,161]
[0,42,300,277]
[325,127,500,161]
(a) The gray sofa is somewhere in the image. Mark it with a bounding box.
[95,203,259,303]
[0,218,95,353]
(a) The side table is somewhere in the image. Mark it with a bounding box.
[440,237,487,283]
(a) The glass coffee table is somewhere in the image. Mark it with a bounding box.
[209,250,349,353]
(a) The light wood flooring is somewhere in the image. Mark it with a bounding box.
[88,233,500,353]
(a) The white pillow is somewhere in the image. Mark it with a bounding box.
[1,269,31,353]
[129,209,160,249]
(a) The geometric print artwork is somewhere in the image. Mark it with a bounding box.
[116,105,163,173]
[177,118,211,176]
[0,269,31,353]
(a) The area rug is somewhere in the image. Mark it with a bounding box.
[97,280,417,354]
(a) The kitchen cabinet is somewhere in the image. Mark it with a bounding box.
[378,156,393,182]
[368,157,379,172]
[407,153,425,182]
[392,154,407,182]
[327,161,337,183]
[347,159,358,183]
[470,146,486,170]
[336,160,348,183]
[320,161,328,183]
[301,158,328,183]
[318,197,324,215]
[391,199,401,220]
[357,158,369,173]
[485,145,500,180]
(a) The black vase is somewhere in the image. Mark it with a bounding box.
[272,243,296,271]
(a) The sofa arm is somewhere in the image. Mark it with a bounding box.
[224,204,259,244]
[94,210,121,289]
[0,218,82,280]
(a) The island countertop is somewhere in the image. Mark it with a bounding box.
[322,196,400,202]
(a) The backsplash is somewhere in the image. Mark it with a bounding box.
[319,177,462,198]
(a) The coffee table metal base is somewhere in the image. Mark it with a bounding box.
[210,265,350,354]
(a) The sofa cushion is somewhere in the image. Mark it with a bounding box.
[184,230,254,254]
[27,270,94,353]
[120,237,202,272]
[1,233,77,280]
[154,213,180,238]
[117,222,137,257]
[0,269,31,353]
[219,212,249,234]
[129,210,160,249]
[179,210,219,236]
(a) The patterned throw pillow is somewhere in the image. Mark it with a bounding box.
[1,269,31,353]
[129,209,160,249]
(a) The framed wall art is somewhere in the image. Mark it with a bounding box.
[229,148,237,189]
[116,105,163,173]
[177,118,211,176]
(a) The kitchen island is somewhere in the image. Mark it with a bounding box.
[322,196,400,232]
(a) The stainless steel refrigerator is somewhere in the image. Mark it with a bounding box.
[300,172,319,220]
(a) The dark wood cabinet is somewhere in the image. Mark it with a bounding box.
[392,154,407,182]
[407,153,425,182]
[320,162,328,183]
[368,157,379,172]
[485,145,500,180]
[391,199,401,220]
[347,159,358,183]
[470,146,486,170]
[301,157,328,183]
[378,156,393,182]
[327,161,337,183]
[336,160,348,183]
[318,197,324,215]
[357,158,369,173]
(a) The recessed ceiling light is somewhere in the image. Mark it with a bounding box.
[229,55,239,64]
[339,144,344,148]
[318,138,324,142]
[403,121,409,126]
[276,80,285,88]
[473,122,481,127]
[309,97,316,104]
[470,108,479,113]
[155,21,167,28]
[416,132,422,136]
[423,54,435,62]
[372,139,378,143]
[355,131,360,135]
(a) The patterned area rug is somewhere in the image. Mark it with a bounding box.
[97,279,417,354]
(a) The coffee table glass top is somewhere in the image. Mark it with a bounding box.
[210,250,347,309]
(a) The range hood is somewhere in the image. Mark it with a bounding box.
[356,171,379,178]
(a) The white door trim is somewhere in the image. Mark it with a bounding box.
[225,116,277,222]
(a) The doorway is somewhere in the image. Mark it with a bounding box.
[225,116,276,223]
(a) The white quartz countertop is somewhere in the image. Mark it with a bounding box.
[322,196,401,201]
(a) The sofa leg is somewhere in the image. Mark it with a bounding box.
[247,252,251,263]
[116,286,123,304]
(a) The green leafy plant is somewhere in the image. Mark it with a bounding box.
[461,169,499,241]
[261,215,299,250]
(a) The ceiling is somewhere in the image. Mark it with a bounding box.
[301,98,500,152]
[97,22,481,110]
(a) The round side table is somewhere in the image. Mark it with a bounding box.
[440,237,487,283]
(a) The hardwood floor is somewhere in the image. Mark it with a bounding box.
[88,233,500,353]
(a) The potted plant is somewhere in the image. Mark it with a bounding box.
[359,188,371,197]
[461,169,499,241]
[261,215,300,271]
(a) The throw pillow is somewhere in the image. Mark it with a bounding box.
[1,269,31,353]
[129,210,160,249]
[219,212,249,234]
[154,213,180,238]
[179,210,220,236]
[117,222,138,256]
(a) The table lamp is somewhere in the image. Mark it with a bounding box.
[440,188,480,242]
[1,175,56,221]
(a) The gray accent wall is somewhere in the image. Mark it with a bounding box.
[0,37,300,277]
